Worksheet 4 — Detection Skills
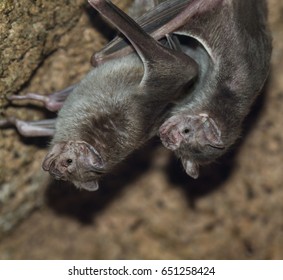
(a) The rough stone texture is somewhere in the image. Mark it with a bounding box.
[0,0,283,259]
[0,0,84,109]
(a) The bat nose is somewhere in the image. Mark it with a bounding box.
[49,162,65,180]
[50,169,62,179]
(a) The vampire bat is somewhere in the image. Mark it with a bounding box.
[96,0,272,178]
[1,0,271,189]
[158,0,272,178]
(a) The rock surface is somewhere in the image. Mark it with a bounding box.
[0,0,129,237]
[0,0,283,259]
[0,0,83,108]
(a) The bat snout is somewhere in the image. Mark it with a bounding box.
[48,156,76,181]
[49,164,66,180]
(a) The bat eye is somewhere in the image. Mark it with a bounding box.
[183,128,190,134]
[66,159,73,165]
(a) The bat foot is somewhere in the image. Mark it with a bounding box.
[159,113,224,151]
[7,84,76,112]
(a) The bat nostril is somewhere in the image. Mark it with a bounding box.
[50,167,63,179]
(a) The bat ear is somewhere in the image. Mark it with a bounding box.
[197,114,225,148]
[73,180,99,191]
[88,0,197,89]
[181,158,199,179]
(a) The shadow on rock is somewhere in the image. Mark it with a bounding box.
[165,149,237,209]
[44,140,159,224]
[165,82,269,209]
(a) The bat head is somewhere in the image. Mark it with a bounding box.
[159,113,225,179]
[42,141,104,191]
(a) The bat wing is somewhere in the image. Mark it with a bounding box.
[127,0,164,19]
[91,0,222,66]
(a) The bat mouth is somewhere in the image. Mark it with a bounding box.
[48,161,67,180]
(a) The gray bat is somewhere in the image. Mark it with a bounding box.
[157,0,272,178]
[101,0,272,178]
[1,0,271,189]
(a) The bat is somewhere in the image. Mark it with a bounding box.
[158,0,272,178]
[1,0,271,190]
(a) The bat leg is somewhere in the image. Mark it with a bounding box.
[159,113,224,151]
[0,117,55,137]
[8,84,76,112]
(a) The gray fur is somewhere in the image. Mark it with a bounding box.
[54,56,147,165]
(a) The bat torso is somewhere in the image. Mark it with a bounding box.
[54,54,182,169]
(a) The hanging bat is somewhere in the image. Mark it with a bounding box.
[1,0,271,190]
[158,0,272,178]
